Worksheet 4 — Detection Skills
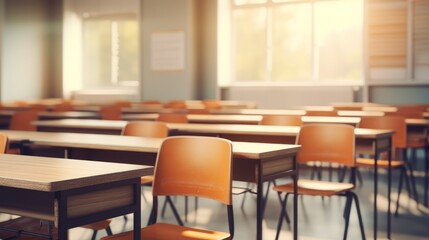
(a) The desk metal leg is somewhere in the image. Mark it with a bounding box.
[374,145,378,240]
[133,181,141,240]
[257,162,263,240]
[387,144,392,239]
[425,144,429,206]
[57,192,68,240]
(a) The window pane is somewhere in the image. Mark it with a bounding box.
[83,20,111,88]
[234,0,266,5]
[315,0,363,81]
[233,7,266,81]
[272,3,312,81]
[116,20,139,82]
[83,18,138,88]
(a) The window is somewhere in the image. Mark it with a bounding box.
[230,0,364,83]
[82,15,139,88]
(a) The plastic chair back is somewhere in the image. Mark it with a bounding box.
[260,115,302,126]
[122,121,168,138]
[157,113,188,123]
[359,116,406,149]
[9,111,38,131]
[296,124,355,167]
[153,136,233,205]
[100,106,122,120]
[0,133,9,153]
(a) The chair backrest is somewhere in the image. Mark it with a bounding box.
[359,116,406,149]
[121,121,169,138]
[187,108,210,114]
[29,104,48,112]
[202,100,222,109]
[153,136,233,205]
[305,110,338,116]
[260,115,302,126]
[0,133,9,153]
[100,106,122,120]
[296,124,355,167]
[163,100,186,109]
[9,111,38,131]
[52,103,74,112]
[157,113,188,123]
[114,100,132,108]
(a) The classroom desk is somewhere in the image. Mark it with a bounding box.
[208,109,306,116]
[0,110,99,129]
[122,114,360,126]
[31,119,395,239]
[122,113,263,125]
[0,130,300,240]
[337,110,385,117]
[0,154,151,240]
[73,105,189,114]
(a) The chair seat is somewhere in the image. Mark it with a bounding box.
[273,179,354,196]
[82,219,112,230]
[101,222,231,240]
[356,158,405,168]
[141,175,154,185]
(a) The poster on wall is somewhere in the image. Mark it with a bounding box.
[151,31,185,71]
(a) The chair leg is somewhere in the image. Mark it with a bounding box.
[343,193,353,240]
[406,161,419,204]
[275,193,290,240]
[351,192,366,240]
[106,226,113,236]
[240,182,252,209]
[91,230,98,240]
[166,196,184,226]
[395,168,405,216]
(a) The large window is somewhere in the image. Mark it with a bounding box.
[231,0,364,83]
[82,14,139,88]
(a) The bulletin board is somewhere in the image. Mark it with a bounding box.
[151,31,185,72]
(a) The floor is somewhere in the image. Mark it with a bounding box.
[1,155,429,240]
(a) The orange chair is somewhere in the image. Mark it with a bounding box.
[122,121,169,187]
[100,106,122,120]
[114,100,132,108]
[51,103,74,112]
[239,114,302,208]
[356,116,418,215]
[163,100,187,109]
[9,111,38,131]
[273,124,365,240]
[305,110,338,116]
[157,113,188,123]
[260,115,302,126]
[100,136,234,240]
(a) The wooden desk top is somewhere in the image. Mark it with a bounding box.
[301,116,361,125]
[31,119,395,139]
[122,113,263,124]
[0,110,99,119]
[337,110,385,117]
[0,130,300,161]
[208,109,306,116]
[0,153,151,192]
[34,119,127,130]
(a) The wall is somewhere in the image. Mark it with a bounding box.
[140,0,197,101]
[369,85,429,104]
[1,0,52,101]
[195,0,217,100]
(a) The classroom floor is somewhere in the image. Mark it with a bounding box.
[1,154,429,240]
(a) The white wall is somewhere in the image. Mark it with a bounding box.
[1,0,51,101]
